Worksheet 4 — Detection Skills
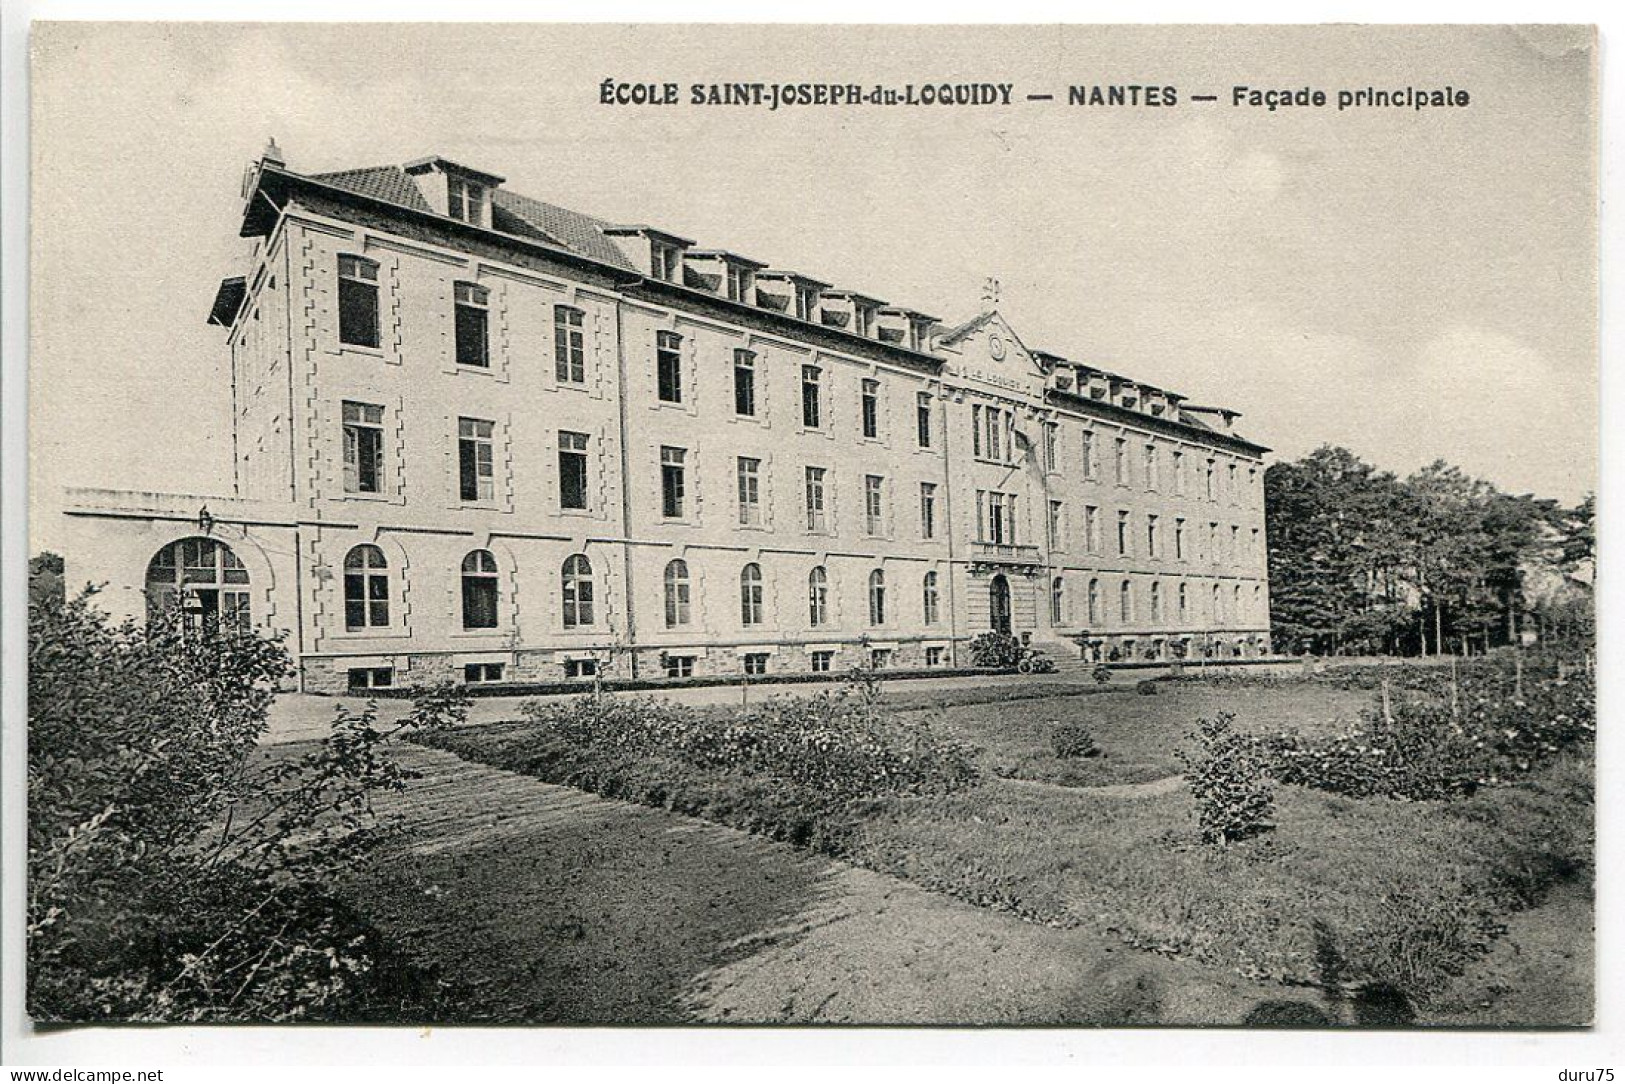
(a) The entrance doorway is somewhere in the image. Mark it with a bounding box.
[989,574,1012,635]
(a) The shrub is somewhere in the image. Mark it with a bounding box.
[968,631,1025,670]
[1265,660,1595,801]
[514,678,981,806]
[1092,662,1113,685]
[1136,679,1160,696]
[28,590,464,1022]
[1178,712,1276,845]
[1051,722,1101,760]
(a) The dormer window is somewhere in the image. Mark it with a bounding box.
[447,175,487,225]
[795,283,820,321]
[726,263,754,303]
[853,303,875,338]
[651,241,681,283]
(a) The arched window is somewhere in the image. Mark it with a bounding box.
[461,549,499,629]
[923,571,941,625]
[869,569,887,626]
[1179,582,1189,621]
[1212,584,1223,623]
[808,566,829,627]
[1253,584,1263,621]
[740,563,765,626]
[1088,578,1101,626]
[145,537,251,632]
[562,554,594,628]
[663,559,691,628]
[1150,581,1162,622]
[1051,576,1065,625]
[1119,580,1133,623]
[344,544,390,630]
[1234,584,1244,622]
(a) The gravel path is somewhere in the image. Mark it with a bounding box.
[342,742,1319,1025]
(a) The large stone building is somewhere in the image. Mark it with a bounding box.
[62,145,1272,692]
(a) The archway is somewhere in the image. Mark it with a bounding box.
[989,574,1012,635]
[145,537,251,632]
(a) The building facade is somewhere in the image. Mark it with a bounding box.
[62,146,1272,692]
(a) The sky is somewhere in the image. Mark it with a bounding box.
[28,23,1597,553]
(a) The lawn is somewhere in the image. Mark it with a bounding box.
[418,664,1593,1021]
[914,683,1374,787]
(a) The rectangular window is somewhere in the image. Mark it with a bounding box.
[347,666,394,691]
[454,282,490,367]
[447,175,485,224]
[795,283,820,321]
[920,482,937,539]
[801,365,822,428]
[737,456,762,526]
[1206,460,1216,500]
[864,474,885,536]
[726,264,754,303]
[869,647,893,669]
[558,430,588,511]
[810,650,834,673]
[986,492,1014,545]
[742,652,769,676]
[1252,527,1261,560]
[664,654,694,679]
[337,255,380,349]
[1231,524,1241,562]
[925,646,946,667]
[979,407,1010,462]
[1174,451,1186,495]
[1048,500,1064,550]
[563,658,598,679]
[854,304,874,338]
[916,392,933,448]
[651,241,681,283]
[1229,463,1239,502]
[1115,438,1129,485]
[1147,514,1160,558]
[972,404,983,458]
[656,331,683,403]
[1117,510,1130,556]
[1044,423,1059,473]
[463,662,505,684]
[554,306,585,383]
[458,417,495,503]
[733,350,757,416]
[1085,505,1101,554]
[1145,444,1158,490]
[660,446,687,519]
[805,466,827,531]
[1210,521,1220,560]
[861,378,880,439]
[343,401,385,495]
[1082,430,1097,479]
[1176,518,1186,560]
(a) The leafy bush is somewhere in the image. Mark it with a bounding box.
[1092,663,1113,685]
[420,678,981,858]
[512,682,980,805]
[1178,712,1276,845]
[1265,660,1595,800]
[1051,722,1100,760]
[1136,679,1159,696]
[968,631,1025,670]
[29,589,465,1022]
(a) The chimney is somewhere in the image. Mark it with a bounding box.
[263,137,285,167]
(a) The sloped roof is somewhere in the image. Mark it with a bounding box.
[491,189,634,270]
[310,165,434,213]
[308,163,635,271]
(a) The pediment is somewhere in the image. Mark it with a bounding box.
[936,311,1047,398]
